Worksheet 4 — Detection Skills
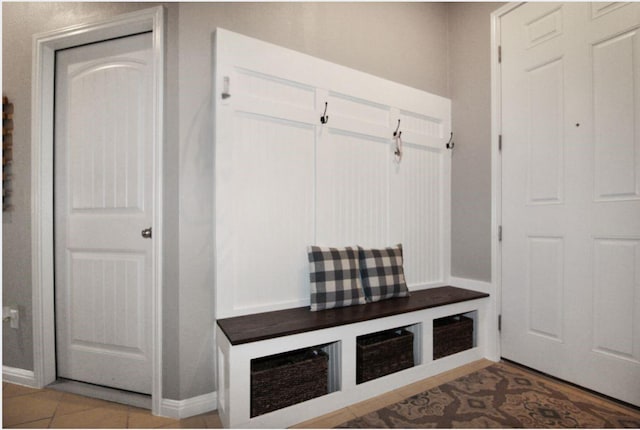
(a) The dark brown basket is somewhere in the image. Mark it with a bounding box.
[433,315,473,359]
[356,328,414,384]
[250,348,328,417]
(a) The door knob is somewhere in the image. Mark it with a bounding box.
[141,227,152,239]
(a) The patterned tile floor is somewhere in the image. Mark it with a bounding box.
[2,383,222,428]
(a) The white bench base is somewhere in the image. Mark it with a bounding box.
[216,296,490,428]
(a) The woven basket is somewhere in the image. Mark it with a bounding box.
[356,328,414,384]
[433,315,473,359]
[250,348,328,417]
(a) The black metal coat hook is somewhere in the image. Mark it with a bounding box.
[320,102,329,124]
[393,119,401,137]
[446,132,454,150]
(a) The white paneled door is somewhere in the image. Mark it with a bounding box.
[501,2,640,406]
[54,33,153,394]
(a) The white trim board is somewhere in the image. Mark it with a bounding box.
[447,276,499,362]
[490,1,524,363]
[160,392,217,420]
[3,366,37,387]
[30,6,165,416]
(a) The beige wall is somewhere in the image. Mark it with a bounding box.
[448,2,503,282]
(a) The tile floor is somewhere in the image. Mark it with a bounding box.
[2,359,494,428]
[2,383,222,428]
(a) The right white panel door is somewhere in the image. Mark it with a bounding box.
[501,2,640,406]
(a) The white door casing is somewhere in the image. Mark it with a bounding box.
[31,6,163,413]
[500,2,640,406]
[55,33,153,394]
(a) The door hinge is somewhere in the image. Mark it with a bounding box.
[498,225,503,242]
[498,45,502,63]
[498,314,502,332]
[221,76,231,99]
[498,134,502,151]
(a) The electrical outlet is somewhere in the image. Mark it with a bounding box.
[10,308,19,329]
[3,305,19,329]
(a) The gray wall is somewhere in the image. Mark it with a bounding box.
[448,2,503,282]
[2,1,499,400]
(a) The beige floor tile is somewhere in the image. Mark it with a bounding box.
[439,358,493,382]
[393,376,444,399]
[160,415,208,428]
[3,383,43,399]
[347,391,405,418]
[55,392,125,417]
[7,418,52,429]
[200,411,223,428]
[127,407,180,428]
[50,406,129,428]
[3,390,63,427]
[7,418,52,428]
[291,407,357,428]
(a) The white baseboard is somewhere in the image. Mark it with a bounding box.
[3,366,37,387]
[160,391,217,419]
[448,276,492,294]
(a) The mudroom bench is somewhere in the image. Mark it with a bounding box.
[215,286,490,428]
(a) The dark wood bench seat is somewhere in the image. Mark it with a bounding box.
[217,286,489,345]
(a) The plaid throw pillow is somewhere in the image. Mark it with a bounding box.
[358,244,410,302]
[307,246,366,311]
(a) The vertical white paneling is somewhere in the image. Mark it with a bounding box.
[527,236,564,341]
[527,58,564,204]
[69,252,145,355]
[68,64,144,211]
[231,113,315,311]
[126,258,141,350]
[396,144,443,286]
[593,29,640,201]
[215,29,450,318]
[70,253,92,345]
[316,130,389,247]
[593,238,640,361]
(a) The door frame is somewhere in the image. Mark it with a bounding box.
[31,6,164,414]
[490,2,524,360]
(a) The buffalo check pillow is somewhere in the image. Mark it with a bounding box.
[358,244,410,302]
[307,246,367,311]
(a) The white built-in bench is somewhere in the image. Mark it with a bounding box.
[215,286,489,428]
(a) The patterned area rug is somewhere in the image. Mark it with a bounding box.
[339,362,640,428]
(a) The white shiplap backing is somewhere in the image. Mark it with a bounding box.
[213,28,451,319]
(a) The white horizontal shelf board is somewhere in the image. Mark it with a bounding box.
[214,28,451,126]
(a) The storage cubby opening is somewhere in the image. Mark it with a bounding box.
[356,324,419,384]
[250,341,340,417]
[463,310,478,348]
[433,311,476,360]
